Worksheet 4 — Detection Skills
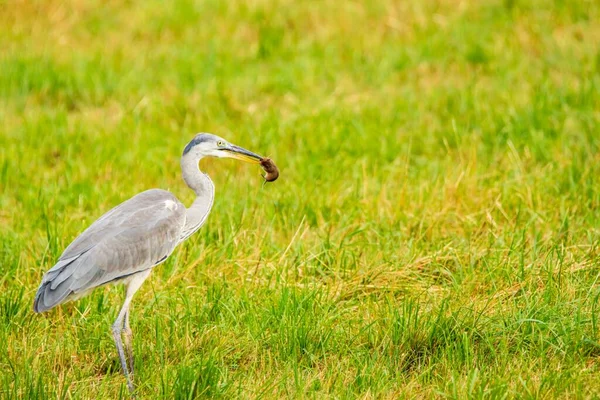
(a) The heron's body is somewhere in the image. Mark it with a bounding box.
[33,133,265,395]
[34,189,187,312]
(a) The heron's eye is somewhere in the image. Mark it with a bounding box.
[217,141,225,147]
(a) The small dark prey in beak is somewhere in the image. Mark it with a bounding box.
[260,158,279,182]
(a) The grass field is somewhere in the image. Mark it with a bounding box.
[1,0,600,398]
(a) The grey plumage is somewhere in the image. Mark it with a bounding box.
[33,133,265,395]
[34,189,185,313]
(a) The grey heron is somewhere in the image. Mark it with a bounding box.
[33,133,269,394]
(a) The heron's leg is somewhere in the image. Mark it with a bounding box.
[111,269,151,395]
[123,309,134,377]
[112,303,134,394]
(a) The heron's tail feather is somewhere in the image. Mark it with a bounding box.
[33,280,74,313]
[33,257,80,313]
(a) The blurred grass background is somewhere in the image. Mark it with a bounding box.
[1,0,600,398]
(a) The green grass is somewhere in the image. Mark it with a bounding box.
[1,0,600,398]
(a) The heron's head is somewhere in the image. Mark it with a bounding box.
[183,133,263,164]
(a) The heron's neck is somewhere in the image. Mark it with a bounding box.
[182,154,213,195]
[180,154,215,241]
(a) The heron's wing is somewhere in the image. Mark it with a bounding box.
[34,189,186,312]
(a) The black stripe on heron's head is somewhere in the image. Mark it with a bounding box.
[182,134,213,156]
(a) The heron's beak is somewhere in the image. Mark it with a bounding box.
[222,145,263,164]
